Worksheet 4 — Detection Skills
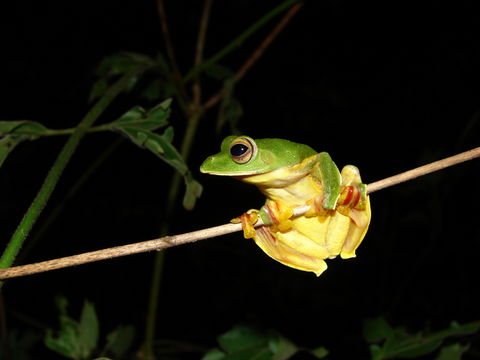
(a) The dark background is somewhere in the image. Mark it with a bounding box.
[1,0,479,358]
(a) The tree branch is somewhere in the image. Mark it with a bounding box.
[0,146,478,280]
[202,2,303,111]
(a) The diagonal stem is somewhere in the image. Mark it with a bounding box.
[183,0,301,83]
[202,2,303,111]
[0,69,145,288]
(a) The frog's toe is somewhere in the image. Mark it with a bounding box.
[260,201,294,233]
[232,209,259,239]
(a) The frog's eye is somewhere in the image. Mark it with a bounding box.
[229,137,257,164]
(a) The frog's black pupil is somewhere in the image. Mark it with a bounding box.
[230,143,248,157]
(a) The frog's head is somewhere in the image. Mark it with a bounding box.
[200,135,317,176]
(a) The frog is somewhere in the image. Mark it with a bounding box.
[200,135,371,276]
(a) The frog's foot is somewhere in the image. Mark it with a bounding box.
[305,196,333,218]
[335,165,368,222]
[231,209,259,239]
[259,201,294,233]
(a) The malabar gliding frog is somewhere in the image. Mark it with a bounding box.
[200,136,371,276]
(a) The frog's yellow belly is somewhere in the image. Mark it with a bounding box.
[251,175,371,276]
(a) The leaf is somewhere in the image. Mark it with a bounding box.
[95,52,155,78]
[364,318,480,360]
[201,348,226,360]
[183,172,203,210]
[268,333,298,360]
[104,325,135,357]
[0,120,50,136]
[116,127,187,174]
[77,301,99,358]
[218,326,268,353]
[111,99,171,132]
[435,343,469,360]
[363,317,395,343]
[89,52,156,101]
[310,347,329,359]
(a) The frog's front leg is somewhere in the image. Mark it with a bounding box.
[232,200,294,239]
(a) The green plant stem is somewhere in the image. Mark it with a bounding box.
[42,123,114,137]
[0,69,144,283]
[143,112,204,359]
[16,139,123,265]
[183,0,300,83]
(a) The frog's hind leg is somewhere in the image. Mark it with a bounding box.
[252,226,328,276]
[336,165,371,258]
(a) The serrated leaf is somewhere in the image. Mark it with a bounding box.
[78,301,99,358]
[95,52,155,78]
[111,99,171,131]
[104,325,135,357]
[45,328,80,359]
[310,347,329,359]
[115,127,187,174]
[146,98,172,124]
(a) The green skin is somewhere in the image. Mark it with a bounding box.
[200,136,342,212]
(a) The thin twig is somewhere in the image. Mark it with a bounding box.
[202,2,303,111]
[0,147,478,280]
[192,0,213,108]
[156,0,188,101]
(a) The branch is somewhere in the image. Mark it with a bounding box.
[156,0,189,102]
[202,2,303,111]
[192,0,213,107]
[0,147,478,280]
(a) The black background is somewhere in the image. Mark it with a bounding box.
[1,0,479,358]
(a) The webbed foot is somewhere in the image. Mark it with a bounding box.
[231,209,259,239]
[259,201,294,233]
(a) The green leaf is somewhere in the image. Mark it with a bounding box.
[111,99,171,132]
[365,318,480,360]
[95,52,155,78]
[201,348,227,360]
[183,172,203,210]
[310,347,329,359]
[435,343,469,360]
[89,52,155,101]
[104,325,135,357]
[0,120,50,136]
[44,297,82,359]
[77,301,99,358]
[218,326,268,353]
[116,127,187,174]
[363,317,394,343]
[268,333,298,360]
